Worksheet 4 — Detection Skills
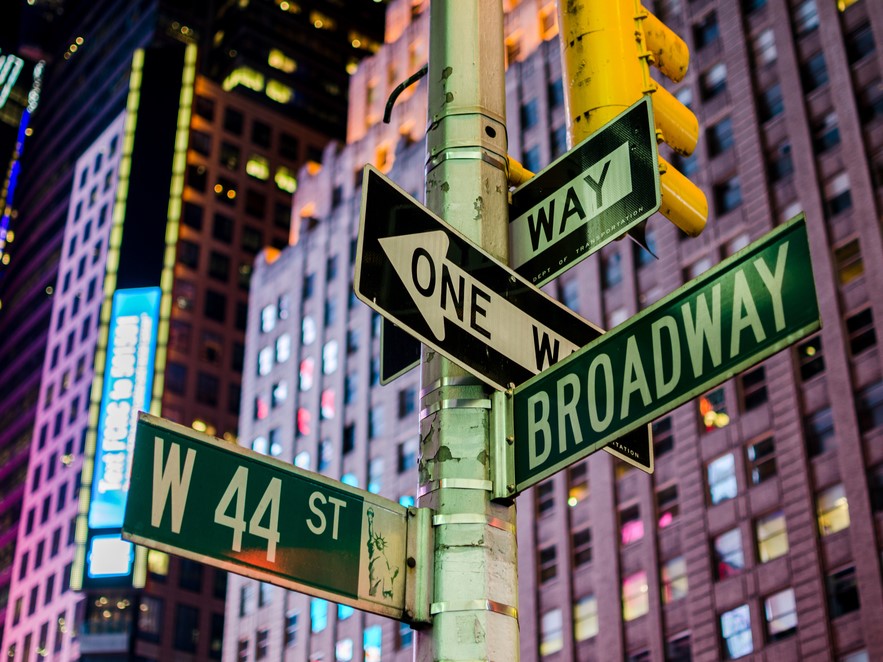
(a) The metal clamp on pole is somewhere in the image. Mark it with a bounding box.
[490,389,516,502]
[404,506,433,626]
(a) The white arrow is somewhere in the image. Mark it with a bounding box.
[378,230,580,374]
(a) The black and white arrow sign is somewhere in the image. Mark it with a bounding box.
[355,165,603,391]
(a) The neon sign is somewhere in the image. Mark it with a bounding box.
[88,287,161,529]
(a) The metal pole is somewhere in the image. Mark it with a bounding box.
[416,1,519,660]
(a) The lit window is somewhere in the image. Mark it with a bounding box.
[699,388,729,430]
[825,172,852,216]
[297,408,311,436]
[574,595,598,641]
[323,340,339,374]
[834,239,864,285]
[364,625,382,660]
[657,485,678,528]
[222,66,264,92]
[268,48,296,73]
[714,528,744,579]
[310,599,327,632]
[708,453,738,505]
[269,429,282,457]
[720,604,753,659]
[397,620,412,650]
[299,358,314,391]
[700,62,727,100]
[764,588,797,640]
[266,79,293,104]
[246,155,270,181]
[814,112,841,153]
[335,638,353,661]
[620,505,644,545]
[756,511,788,562]
[797,334,824,381]
[320,389,335,420]
[397,437,418,473]
[539,608,563,656]
[622,571,649,621]
[261,305,276,333]
[254,396,268,421]
[294,451,310,469]
[567,462,589,506]
[272,381,288,407]
[275,166,297,193]
[752,27,777,66]
[817,484,850,536]
[275,333,291,363]
[794,0,819,35]
[302,316,316,345]
[258,347,274,376]
[661,556,688,603]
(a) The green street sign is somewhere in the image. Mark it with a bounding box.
[512,215,820,492]
[123,414,416,621]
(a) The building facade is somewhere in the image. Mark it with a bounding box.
[226,0,883,661]
[0,0,210,648]
[1,0,387,659]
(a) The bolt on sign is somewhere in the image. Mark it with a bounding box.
[512,215,820,492]
[123,414,415,620]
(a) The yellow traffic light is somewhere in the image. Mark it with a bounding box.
[557,0,707,236]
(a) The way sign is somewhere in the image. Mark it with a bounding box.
[512,215,820,492]
[355,165,605,392]
[123,414,416,621]
[510,96,660,285]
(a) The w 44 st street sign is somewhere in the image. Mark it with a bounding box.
[123,414,426,622]
[512,215,820,491]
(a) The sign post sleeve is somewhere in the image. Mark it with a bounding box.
[416,2,519,660]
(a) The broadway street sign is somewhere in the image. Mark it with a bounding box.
[512,215,820,491]
[509,96,660,286]
[123,414,414,621]
[355,165,604,392]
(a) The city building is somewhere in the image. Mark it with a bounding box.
[0,0,211,644]
[1,1,387,659]
[206,0,386,141]
[226,0,883,661]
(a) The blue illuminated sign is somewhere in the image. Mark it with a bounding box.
[88,287,161,529]
[87,534,134,578]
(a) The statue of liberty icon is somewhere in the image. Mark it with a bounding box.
[366,508,400,599]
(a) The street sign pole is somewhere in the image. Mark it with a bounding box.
[416,2,519,660]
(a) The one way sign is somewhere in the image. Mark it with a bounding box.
[355,165,604,392]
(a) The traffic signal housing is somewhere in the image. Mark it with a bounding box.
[557,0,707,236]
